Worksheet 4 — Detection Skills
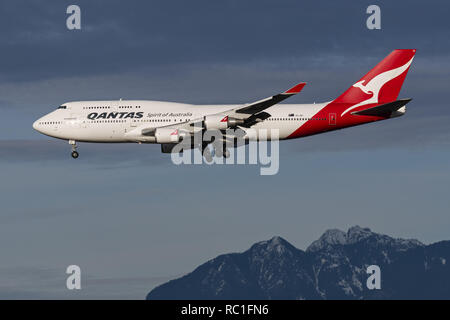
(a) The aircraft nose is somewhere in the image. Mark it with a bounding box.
[32,119,41,132]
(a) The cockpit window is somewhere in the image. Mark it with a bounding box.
[58,105,67,109]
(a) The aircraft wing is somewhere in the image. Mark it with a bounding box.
[230,82,306,116]
[141,82,306,137]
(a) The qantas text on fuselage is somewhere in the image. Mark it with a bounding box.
[33,49,416,159]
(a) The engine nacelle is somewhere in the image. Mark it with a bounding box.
[155,128,189,144]
[204,115,244,130]
[227,117,245,127]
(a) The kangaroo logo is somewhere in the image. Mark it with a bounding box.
[341,56,414,116]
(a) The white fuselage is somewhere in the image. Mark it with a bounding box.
[33,100,326,143]
[32,50,416,158]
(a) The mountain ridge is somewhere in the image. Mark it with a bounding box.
[147,226,450,300]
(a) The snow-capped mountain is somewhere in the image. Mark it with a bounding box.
[146,226,450,299]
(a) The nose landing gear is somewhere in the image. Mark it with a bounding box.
[69,140,79,159]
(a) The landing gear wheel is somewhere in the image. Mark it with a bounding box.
[69,140,79,159]
[223,148,230,158]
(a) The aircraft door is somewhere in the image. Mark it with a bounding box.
[109,100,119,137]
[329,113,337,126]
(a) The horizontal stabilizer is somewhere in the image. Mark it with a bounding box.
[351,99,412,117]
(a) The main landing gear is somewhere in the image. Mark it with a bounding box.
[69,140,79,159]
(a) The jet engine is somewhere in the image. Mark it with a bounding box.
[204,115,244,130]
[155,128,189,143]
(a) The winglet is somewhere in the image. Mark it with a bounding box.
[284,82,306,94]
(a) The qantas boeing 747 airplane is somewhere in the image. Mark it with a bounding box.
[33,49,415,159]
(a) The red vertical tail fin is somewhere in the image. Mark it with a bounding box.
[335,49,416,116]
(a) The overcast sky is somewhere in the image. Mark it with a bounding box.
[0,0,449,299]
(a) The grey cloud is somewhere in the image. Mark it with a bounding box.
[2,54,448,114]
[0,0,448,83]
